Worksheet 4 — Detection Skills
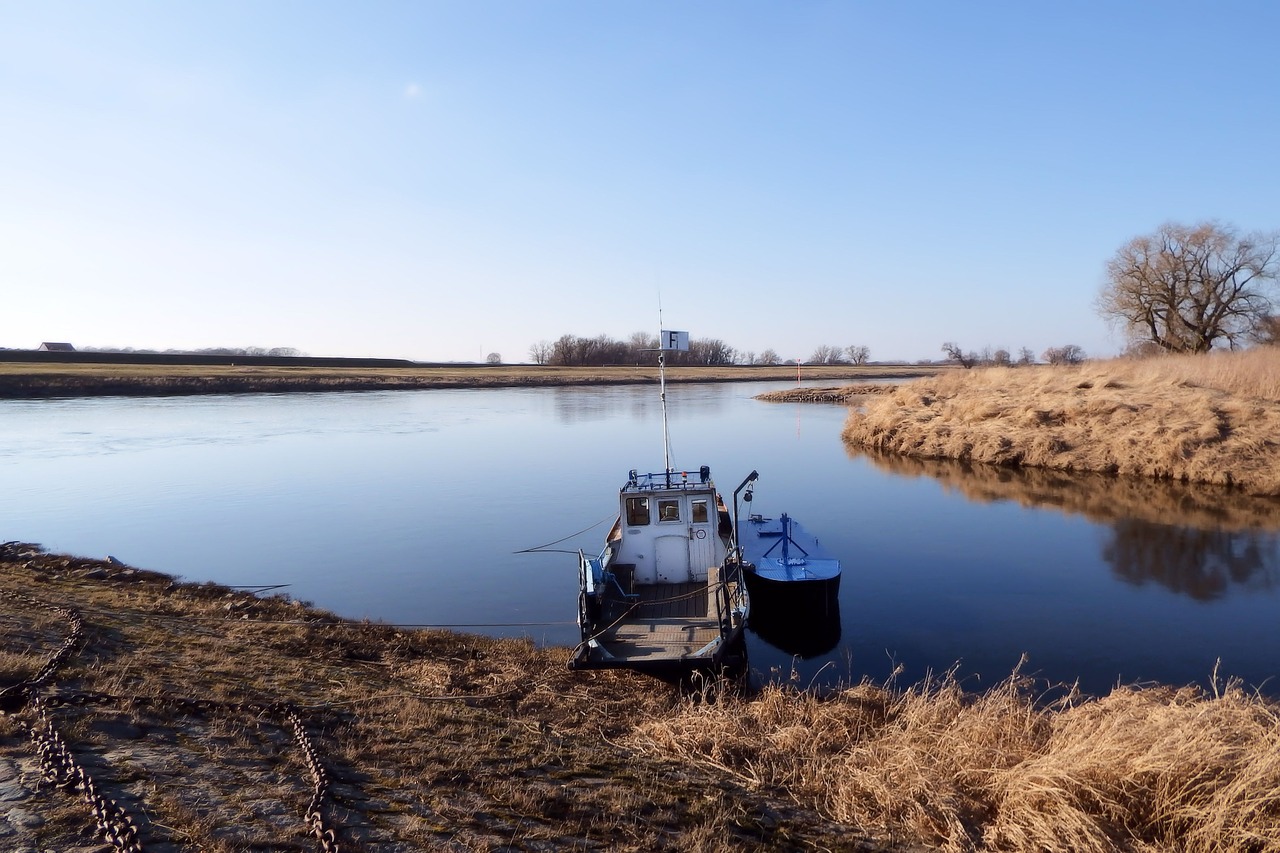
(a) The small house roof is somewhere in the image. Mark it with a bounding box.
[37,342,76,352]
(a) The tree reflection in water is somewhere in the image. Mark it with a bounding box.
[1104,520,1279,601]
[855,448,1280,600]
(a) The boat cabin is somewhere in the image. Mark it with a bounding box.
[610,467,730,584]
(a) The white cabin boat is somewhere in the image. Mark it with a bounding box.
[569,466,751,676]
[566,327,840,676]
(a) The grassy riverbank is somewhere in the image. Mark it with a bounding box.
[0,361,939,399]
[840,348,1280,496]
[6,545,1280,851]
[756,383,899,403]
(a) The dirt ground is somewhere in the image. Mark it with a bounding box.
[0,543,898,852]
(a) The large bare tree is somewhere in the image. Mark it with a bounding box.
[1098,221,1280,353]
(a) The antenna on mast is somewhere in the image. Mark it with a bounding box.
[657,324,690,474]
[657,297,669,472]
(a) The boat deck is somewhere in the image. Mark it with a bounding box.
[595,618,724,662]
[626,582,709,618]
[593,582,723,662]
[571,559,748,673]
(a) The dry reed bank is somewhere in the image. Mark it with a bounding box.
[756,383,901,403]
[7,546,1280,851]
[0,362,940,399]
[841,349,1280,496]
[635,665,1280,853]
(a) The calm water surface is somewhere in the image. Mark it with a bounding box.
[3,384,1278,696]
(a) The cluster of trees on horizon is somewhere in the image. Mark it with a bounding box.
[940,342,1088,369]
[76,346,307,357]
[526,333,877,367]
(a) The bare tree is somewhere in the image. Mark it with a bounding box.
[845,345,870,365]
[625,331,658,362]
[1042,344,1086,365]
[1253,314,1280,346]
[1098,221,1280,353]
[758,348,780,365]
[528,340,552,365]
[485,352,502,364]
[1017,347,1036,365]
[808,345,845,365]
[685,338,737,365]
[992,348,1011,366]
[941,341,977,369]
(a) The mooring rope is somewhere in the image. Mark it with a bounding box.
[512,514,614,554]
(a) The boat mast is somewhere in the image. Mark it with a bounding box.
[659,346,672,474]
[657,304,685,479]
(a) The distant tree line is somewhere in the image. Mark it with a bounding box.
[807,344,871,365]
[529,333,740,366]
[940,342,1084,369]
[81,346,305,357]
[529,333,876,367]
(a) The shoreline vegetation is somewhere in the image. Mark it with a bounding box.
[5,545,1280,851]
[765,349,1280,498]
[0,361,942,399]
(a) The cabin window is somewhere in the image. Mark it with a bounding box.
[658,499,680,522]
[625,497,650,526]
[691,499,709,524]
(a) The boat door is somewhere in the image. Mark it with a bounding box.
[653,494,719,582]
[686,495,718,581]
[653,494,690,582]
[654,535,688,582]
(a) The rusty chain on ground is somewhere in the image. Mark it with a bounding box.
[1,583,344,853]
[27,695,144,852]
[283,703,342,853]
[0,589,85,714]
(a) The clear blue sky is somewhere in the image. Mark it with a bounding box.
[4,1,1277,363]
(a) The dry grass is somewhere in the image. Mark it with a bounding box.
[0,362,941,398]
[0,545,866,851]
[756,383,902,403]
[631,666,1280,852]
[7,546,1280,850]
[841,349,1280,496]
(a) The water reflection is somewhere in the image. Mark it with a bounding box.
[747,592,842,659]
[551,386,655,424]
[856,449,1280,599]
[550,381,769,425]
[1104,520,1280,601]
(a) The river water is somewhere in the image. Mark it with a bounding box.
[3,383,1278,696]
